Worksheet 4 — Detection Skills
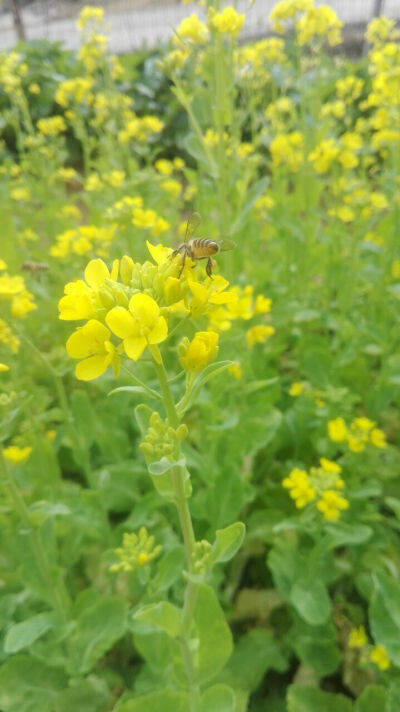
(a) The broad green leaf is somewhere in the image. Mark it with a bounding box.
[287,685,353,712]
[354,685,387,712]
[388,679,400,712]
[55,677,109,712]
[148,456,186,476]
[370,572,400,664]
[116,689,189,712]
[152,546,185,592]
[289,618,340,677]
[194,584,233,684]
[200,684,235,712]
[325,521,372,549]
[4,612,54,653]
[224,629,288,692]
[0,654,66,712]
[210,521,245,565]
[290,579,331,626]
[70,596,128,674]
[132,602,181,638]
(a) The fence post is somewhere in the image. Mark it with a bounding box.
[372,0,385,17]
[9,0,26,42]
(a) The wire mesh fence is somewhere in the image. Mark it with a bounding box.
[1,0,400,53]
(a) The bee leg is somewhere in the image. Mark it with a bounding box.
[178,250,187,278]
[206,257,213,279]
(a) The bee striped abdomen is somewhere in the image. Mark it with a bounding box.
[190,238,219,258]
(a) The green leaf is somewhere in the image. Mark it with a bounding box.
[287,685,353,712]
[132,602,181,638]
[325,521,373,549]
[232,176,270,231]
[290,579,331,626]
[388,679,400,712]
[55,677,109,712]
[115,690,189,712]
[210,522,245,565]
[224,629,288,692]
[354,685,387,712]
[200,684,236,712]
[152,547,185,592]
[4,613,54,653]
[193,584,233,685]
[148,456,186,476]
[70,390,96,447]
[0,654,66,712]
[108,385,161,401]
[179,361,233,415]
[70,596,128,674]
[288,618,340,677]
[370,571,400,665]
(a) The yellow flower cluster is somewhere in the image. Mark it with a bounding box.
[36,116,67,136]
[208,7,245,39]
[3,445,32,464]
[0,51,27,96]
[270,0,342,46]
[235,38,286,87]
[50,224,117,259]
[283,458,349,521]
[270,131,304,172]
[0,319,20,354]
[173,14,209,46]
[0,265,36,319]
[207,284,274,344]
[109,527,162,573]
[179,331,219,372]
[59,243,237,380]
[328,416,387,452]
[117,112,164,144]
[348,626,391,671]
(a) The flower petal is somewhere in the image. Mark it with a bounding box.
[84,259,110,288]
[124,336,147,361]
[106,306,136,338]
[146,241,172,265]
[76,355,109,381]
[148,316,168,344]
[129,293,159,326]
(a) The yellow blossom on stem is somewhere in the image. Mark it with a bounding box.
[282,468,316,508]
[209,7,245,38]
[328,417,348,443]
[246,324,275,348]
[3,445,32,464]
[228,362,242,380]
[370,644,390,670]
[179,331,219,372]
[106,293,168,361]
[317,490,349,521]
[66,319,120,381]
[0,363,10,372]
[289,381,304,396]
[174,14,209,45]
[349,626,368,648]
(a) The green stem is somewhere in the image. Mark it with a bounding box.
[151,355,200,708]
[0,450,70,622]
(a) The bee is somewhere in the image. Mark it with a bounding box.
[21,261,49,273]
[171,212,235,278]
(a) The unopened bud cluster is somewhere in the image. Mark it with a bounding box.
[192,539,212,573]
[140,411,188,462]
[109,527,162,573]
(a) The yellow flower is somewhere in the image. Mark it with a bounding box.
[174,14,209,45]
[370,644,390,671]
[289,381,304,396]
[106,293,168,361]
[209,7,245,38]
[246,325,275,348]
[3,445,32,464]
[0,260,7,271]
[317,490,349,521]
[179,331,219,372]
[0,274,25,296]
[109,527,162,573]
[11,290,36,318]
[282,468,316,508]
[254,295,272,314]
[37,116,67,136]
[161,179,181,198]
[28,82,40,94]
[370,428,387,448]
[0,363,10,372]
[349,626,368,648]
[11,187,30,202]
[77,6,104,30]
[328,417,348,442]
[66,319,119,381]
[155,159,174,175]
[319,458,342,475]
[58,258,116,321]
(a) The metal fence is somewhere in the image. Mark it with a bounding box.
[1,0,400,53]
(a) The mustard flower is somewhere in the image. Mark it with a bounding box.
[3,445,32,464]
[179,331,219,372]
[174,14,209,45]
[328,417,348,442]
[246,325,275,348]
[317,490,349,521]
[106,293,168,361]
[37,116,67,136]
[209,7,245,38]
[66,319,120,381]
[282,468,316,508]
[370,644,390,670]
[348,626,367,648]
[289,381,305,396]
[0,319,20,353]
[228,362,242,380]
[110,528,162,573]
[0,363,10,372]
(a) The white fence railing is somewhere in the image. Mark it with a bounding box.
[1,0,399,53]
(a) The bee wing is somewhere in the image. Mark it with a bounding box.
[185,212,201,242]
[218,239,236,252]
